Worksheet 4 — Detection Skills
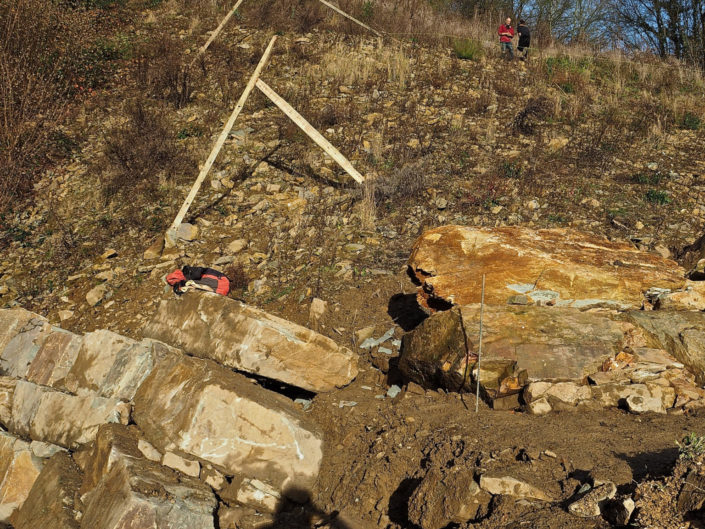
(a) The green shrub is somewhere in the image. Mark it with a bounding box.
[677,433,705,460]
[632,171,665,185]
[645,189,670,205]
[361,1,374,22]
[453,38,483,61]
[500,160,523,179]
[680,112,701,130]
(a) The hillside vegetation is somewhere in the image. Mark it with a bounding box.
[0,0,704,333]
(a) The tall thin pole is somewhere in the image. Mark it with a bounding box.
[475,274,485,413]
[165,36,277,246]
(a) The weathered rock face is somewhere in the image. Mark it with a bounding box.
[0,431,43,523]
[625,311,705,383]
[12,452,82,529]
[80,425,217,529]
[144,293,358,392]
[9,380,130,449]
[408,226,685,310]
[133,352,324,499]
[400,305,631,388]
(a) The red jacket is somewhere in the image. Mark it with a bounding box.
[498,24,514,43]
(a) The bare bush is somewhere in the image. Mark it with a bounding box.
[512,96,553,135]
[102,99,192,200]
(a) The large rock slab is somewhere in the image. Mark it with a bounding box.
[0,431,43,523]
[133,352,324,499]
[407,226,685,310]
[24,329,83,388]
[0,310,53,378]
[144,293,357,392]
[625,311,705,383]
[12,452,82,529]
[400,305,631,390]
[10,380,130,449]
[80,425,216,529]
[60,331,162,401]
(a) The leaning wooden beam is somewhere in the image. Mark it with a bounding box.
[256,79,365,184]
[190,0,247,65]
[316,0,382,37]
[166,35,277,246]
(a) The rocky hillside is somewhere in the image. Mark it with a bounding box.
[1,0,705,528]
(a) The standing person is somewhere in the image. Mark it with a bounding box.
[517,19,531,60]
[498,17,515,59]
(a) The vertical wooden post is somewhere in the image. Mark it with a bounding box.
[190,0,247,66]
[256,79,365,184]
[166,35,277,246]
[316,0,382,37]
[476,274,485,413]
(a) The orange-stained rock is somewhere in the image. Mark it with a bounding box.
[399,305,632,391]
[144,293,357,393]
[408,226,685,310]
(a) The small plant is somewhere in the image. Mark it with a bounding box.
[500,160,523,179]
[452,38,483,61]
[677,433,705,460]
[512,97,552,135]
[360,1,374,22]
[645,189,670,205]
[632,171,665,185]
[680,112,701,130]
[176,125,203,140]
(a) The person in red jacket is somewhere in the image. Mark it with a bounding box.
[498,17,515,59]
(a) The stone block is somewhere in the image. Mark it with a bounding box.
[133,353,323,499]
[144,293,357,393]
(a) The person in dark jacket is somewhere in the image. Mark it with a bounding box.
[517,19,531,60]
[497,17,515,59]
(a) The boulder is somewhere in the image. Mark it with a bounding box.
[80,434,216,529]
[0,310,52,378]
[24,329,83,388]
[0,431,43,523]
[60,331,162,401]
[408,467,491,529]
[625,311,705,384]
[133,353,324,499]
[9,380,130,449]
[144,293,357,393]
[400,305,628,392]
[524,381,591,410]
[407,226,685,310]
[12,452,82,529]
[479,474,554,501]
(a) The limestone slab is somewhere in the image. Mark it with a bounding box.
[10,380,130,449]
[144,293,357,392]
[408,226,685,309]
[400,305,629,390]
[133,352,324,498]
[0,431,43,523]
[626,311,705,384]
[61,330,158,401]
[25,329,83,388]
[0,311,53,378]
[12,452,82,529]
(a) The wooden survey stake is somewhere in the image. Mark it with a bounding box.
[166,35,277,246]
[316,0,382,37]
[256,79,365,184]
[190,0,247,66]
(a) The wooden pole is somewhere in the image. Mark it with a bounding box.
[255,79,365,184]
[316,0,382,37]
[190,0,246,66]
[166,35,277,246]
[475,274,485,413]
